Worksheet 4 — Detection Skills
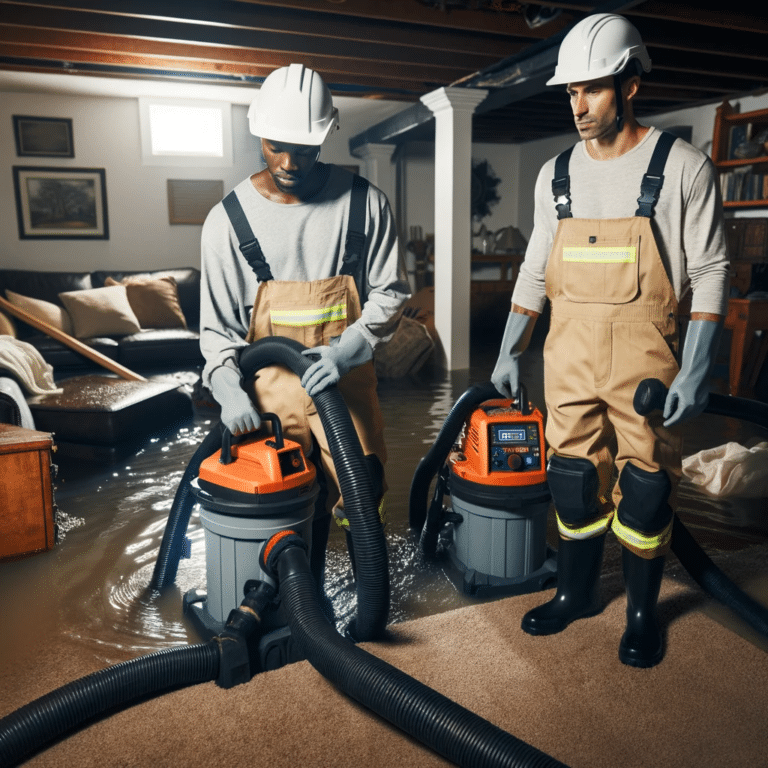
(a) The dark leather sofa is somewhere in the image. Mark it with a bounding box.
[0,267,204,373]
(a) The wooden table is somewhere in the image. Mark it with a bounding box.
[724,297,768,397]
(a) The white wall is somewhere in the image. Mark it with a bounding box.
[0,87,404,272]
[4,84,768,275]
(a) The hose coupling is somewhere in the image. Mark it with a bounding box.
[259,529,308,579]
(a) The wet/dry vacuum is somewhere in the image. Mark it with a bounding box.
[184,414,319,668]
[410,381,556,598]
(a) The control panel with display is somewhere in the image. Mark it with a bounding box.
[489,421,542,473]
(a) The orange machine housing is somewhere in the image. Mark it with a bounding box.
[451,398,546,487]
[198,434,316,497]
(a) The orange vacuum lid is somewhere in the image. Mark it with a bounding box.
[198,433,316,497]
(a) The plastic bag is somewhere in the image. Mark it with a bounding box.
[682,438,768,498]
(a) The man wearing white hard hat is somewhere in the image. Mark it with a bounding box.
[200,64,410,603]
[492,14,728,667]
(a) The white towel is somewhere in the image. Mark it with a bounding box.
[0,335,63,395]
[682,438,768,498]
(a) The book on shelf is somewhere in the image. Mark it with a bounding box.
[719,168,768,203]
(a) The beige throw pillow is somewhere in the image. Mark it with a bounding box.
[104,276,187,329]
[59,285,142,339]
[5,289,73,335]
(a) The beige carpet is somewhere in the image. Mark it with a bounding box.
[2,555,767,768]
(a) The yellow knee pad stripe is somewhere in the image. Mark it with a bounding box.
[556,509,614,540]
[611,514,672,557]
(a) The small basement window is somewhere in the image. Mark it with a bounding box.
[139,97,233,167]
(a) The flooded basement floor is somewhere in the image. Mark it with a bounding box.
[1,339,767,672]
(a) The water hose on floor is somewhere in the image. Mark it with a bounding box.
[263,530,570,768]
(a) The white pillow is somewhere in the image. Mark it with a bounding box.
[58,285,142,339]
[5,289,73,335]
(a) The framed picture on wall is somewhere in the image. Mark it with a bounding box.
[13,166,109,240]
[13,115,75,158]
[167,179,223,224]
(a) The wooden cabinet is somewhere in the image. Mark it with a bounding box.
[0,424,57,560]
[712,101,768,208]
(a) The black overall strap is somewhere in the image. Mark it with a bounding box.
[340,174,370,279]
[552,146,575,219]
[221,190,274,282]
[635,131,678,218]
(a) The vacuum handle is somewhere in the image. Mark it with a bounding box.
[515,382,530,416]
[219,412,284,465]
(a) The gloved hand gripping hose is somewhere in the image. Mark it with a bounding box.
[263,531,570,768]
[634,378,768,640]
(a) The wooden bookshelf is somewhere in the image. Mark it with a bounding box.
[712,100,768,208]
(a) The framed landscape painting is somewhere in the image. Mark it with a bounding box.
[13,166,109,240]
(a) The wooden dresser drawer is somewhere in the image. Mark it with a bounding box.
[0,424,56,560]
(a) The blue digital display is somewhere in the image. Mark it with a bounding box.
[497,427,526,442]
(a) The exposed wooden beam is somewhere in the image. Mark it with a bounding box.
[0,6,502,73]
[0,26,475,88]
[231,0,579,36]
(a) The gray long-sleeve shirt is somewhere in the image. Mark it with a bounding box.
[199,164,410,388]
[512,127,729,316]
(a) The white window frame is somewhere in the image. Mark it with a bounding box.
[138,97,233,167]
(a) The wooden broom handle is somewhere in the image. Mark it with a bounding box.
[0,294,147,382]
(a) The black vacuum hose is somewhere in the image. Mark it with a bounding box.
[266,532,570,768]
[150,423,223,590]
[409,380,500,533]
[634,378,768,639]
[238,336,390,642]
[0,644,220,767]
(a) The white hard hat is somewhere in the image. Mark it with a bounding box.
[547,13,651,86]
[247,63,339,145]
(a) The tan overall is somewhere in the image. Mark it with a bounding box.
[245,274,387,517]
[544,214,682,557]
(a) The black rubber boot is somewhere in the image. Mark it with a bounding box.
[619,547,665,668]
[521,533,605,635]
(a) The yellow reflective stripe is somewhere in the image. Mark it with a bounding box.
[611,515,672,552]
[563,246,636,264]
[270,303,347,327]
[556,509,614,540]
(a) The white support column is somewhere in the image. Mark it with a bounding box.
[421,86,487,370]
[351,141,397,207]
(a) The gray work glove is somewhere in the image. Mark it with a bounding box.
[301,326,373,397]
[210,366,261,435]
[491,311,536,399]
[663,319,723,427]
